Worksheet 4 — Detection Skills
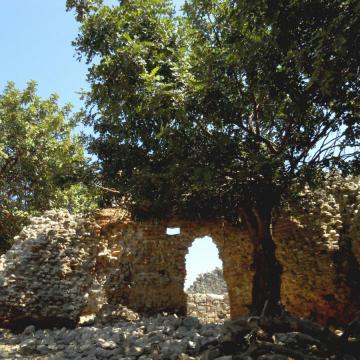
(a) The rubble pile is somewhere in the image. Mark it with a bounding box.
[0,313,358,359]
[0,210,99,329]
[187,268,227,295]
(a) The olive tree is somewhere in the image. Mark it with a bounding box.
[67,0,359,314]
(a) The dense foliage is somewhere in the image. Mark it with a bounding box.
[67,0,360,218]
[67,0,359,314]
[0,81,98,251]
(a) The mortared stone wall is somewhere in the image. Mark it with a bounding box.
[0,176,359,329]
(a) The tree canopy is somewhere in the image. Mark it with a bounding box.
[67,0,360,219]
[67,0,360,314]
[0,81,98,250]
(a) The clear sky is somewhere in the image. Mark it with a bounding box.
[0,0,184,109]
[185,237,222,289]
[0,0,223,288]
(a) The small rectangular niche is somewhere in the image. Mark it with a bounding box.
[166,227,181,235]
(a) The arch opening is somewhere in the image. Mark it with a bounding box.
[185,236,230,323]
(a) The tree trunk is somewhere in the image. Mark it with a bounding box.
[241,206,283,316]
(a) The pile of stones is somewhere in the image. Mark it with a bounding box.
[0,210,99,329]
[0,312,358,359]
[0,313,222,359]
[187,268,227,295]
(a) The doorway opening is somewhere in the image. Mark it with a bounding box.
[185,236,230,323]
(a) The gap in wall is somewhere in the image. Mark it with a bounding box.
[166,227,180,235]
[185,236,230,323]
[184,236,223,291]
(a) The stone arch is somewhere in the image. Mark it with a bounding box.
[96,215,254,319]
[166,220,254,319]
[182,235,229,322]
[183,235,223,291]
[178,226,228,296]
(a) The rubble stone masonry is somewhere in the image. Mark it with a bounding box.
[187,293,230,323]
[0,176,359,329]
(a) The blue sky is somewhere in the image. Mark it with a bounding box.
[0,0,222,288]
[0,0,87,109]
[0,0,184,109]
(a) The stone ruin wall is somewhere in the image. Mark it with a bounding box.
[187,293,230,323]
[0,176,359,329]
[92,211,254,320]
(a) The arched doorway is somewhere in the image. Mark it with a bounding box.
[185,236,230,323]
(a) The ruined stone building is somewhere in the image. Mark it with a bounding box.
[0,176,359,329]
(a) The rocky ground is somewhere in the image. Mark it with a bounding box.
[0,311,359,360]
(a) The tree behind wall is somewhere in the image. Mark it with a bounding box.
[0,81,99,251]
[68,0,360,315]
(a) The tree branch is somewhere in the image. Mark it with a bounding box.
[95,185,121,194]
